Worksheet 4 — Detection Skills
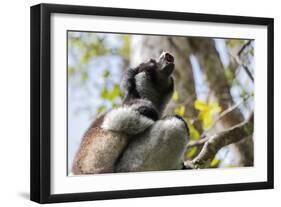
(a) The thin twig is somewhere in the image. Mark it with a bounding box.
[234,56,254,83]
[234,40,254,82]
[238,40,253,57]
[187,136,209,148]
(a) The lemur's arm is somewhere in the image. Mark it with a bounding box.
[101,104,157,135]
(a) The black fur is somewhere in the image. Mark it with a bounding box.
[122,68,140,101]
[123,60,159,102]
[181,162,193,170]
[136,106,159,121]
[123,99,159,121]
[168,77,174,92]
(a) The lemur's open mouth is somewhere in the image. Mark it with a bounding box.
[164,52,174,63]
[158,52,175,76]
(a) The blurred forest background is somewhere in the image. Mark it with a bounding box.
[67,31,254,172]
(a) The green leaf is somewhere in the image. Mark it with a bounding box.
[194,100,209,111]
[187,122,200,140]
[100,84,121,101]
[68,66,75,76]
[81,71,88,81]
[69,36,83,49]
[186,146,198,159]
[172,90,179,101]
[194,100,222,129]
[211,102,222,113]
[240,88,248,98]
[103,70,110,79]
[111,102,120,108]
[174,105,185,116]
[199,110,212,129]
[210,158,221,168]
[110,84,120,100]
[118,35,130,57]
[97,105,106,113]
[82,52,90,64]
[89,40,108,57]
[226,39,245,48]
[101,87,109,99]
[225,67,235,85]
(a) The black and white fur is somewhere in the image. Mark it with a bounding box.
[72,52,189,174]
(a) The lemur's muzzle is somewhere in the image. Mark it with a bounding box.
[158,52,175,76]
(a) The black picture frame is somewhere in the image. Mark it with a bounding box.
[30,3,274,204]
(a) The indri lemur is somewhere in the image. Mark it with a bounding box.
[72,52,189,174]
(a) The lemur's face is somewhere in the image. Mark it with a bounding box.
[135,51,174,96]
[122,52,175,110]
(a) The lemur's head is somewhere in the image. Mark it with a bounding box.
[122,52,175,113]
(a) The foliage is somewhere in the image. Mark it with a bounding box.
[226,39,246,49]
[174,105,185,117]
[194,100,222,129]
[210,158,221,168]
[186,146,198,159]
[68,32,128,117]
[172,90,179,101]
[187,122,200,140]
[118,35,130,58]
[97,70,123,113]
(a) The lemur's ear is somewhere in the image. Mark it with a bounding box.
[121,67,140,99]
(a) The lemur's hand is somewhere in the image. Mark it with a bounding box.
[126,99,159,121]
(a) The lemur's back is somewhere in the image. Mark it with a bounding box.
[72,114,128,174]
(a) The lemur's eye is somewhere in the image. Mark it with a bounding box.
[138,60,157,75]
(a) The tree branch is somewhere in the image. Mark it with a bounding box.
[186,136,209,148]
[238,40,253,57]
[234,56,254,83]
[234,40,254,83]
[185,113,254,169]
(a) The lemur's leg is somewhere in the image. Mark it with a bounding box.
[72,128,129,174]
[73,104,157,174]
[115,115,189,172]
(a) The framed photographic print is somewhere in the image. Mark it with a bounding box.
[30,3,274,203]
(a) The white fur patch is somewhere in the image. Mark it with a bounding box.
[162,118,187,135]
[101,107,154,135]
[147,117,187,146]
